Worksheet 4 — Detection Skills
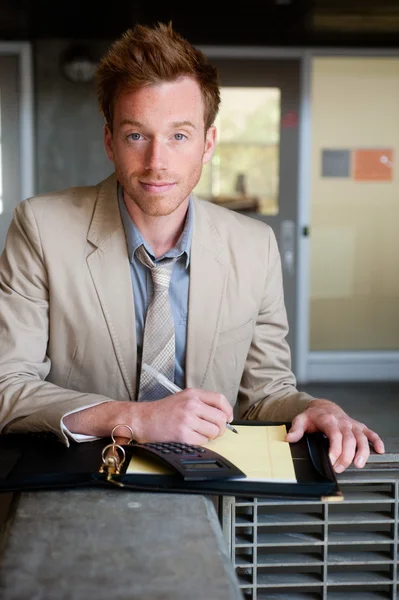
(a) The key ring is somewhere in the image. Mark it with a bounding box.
[111,424,134,445]
[101,443,126,468]
[100,424,133,477]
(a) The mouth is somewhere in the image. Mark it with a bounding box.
[139,181,176,193]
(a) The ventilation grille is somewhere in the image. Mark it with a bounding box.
[221,475,399,599]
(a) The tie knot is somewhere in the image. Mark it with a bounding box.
[136,245,175,289]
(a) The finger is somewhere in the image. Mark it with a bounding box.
[193,390,233,421]
[333,427,357,473]
[185,431,210,446]
[171,412,210,445]
[197,404,228,435]
[352,428,371,468]
[285,413,309,442]
[365,428,385,454]
[193,417,220,441]
[316,420,343,467]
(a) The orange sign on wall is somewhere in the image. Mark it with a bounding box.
[353,149,393,181]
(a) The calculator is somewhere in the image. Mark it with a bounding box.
[131,441,246,482]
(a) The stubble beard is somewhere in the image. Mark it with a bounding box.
[117,163,203,218]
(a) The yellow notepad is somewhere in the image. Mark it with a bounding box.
[126,424,296,483]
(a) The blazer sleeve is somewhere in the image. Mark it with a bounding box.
[237,226,314,422]
[0,200,112,444]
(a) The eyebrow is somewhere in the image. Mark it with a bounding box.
[120,119,196,129]
[171,120,197,129]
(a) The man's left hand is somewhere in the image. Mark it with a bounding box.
[285,398,385,473]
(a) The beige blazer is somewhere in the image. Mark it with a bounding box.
[0,174,312,442]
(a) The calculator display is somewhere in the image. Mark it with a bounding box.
[182,461,223,470]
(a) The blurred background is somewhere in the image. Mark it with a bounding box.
[0,0,398,434]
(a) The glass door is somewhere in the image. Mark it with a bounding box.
[195,58,301,368]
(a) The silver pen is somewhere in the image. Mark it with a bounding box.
[142,363,238,434]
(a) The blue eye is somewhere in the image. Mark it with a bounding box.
[129,133,142,141]
[174,133,186,141]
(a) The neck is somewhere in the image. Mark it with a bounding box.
[123,192,189,258]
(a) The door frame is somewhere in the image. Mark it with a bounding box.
[199,44,399,383]
[0,42,35,201]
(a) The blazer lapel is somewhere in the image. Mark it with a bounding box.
[186,199,228,388]
[86,175,137,400]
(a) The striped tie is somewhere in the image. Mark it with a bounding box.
[136,244,177,401]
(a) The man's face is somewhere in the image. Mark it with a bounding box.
[104,76,216,217]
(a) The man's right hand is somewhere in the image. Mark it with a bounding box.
[63,389,233,444]
[133,388,233,444]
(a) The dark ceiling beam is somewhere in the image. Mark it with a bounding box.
[0,0,398,45]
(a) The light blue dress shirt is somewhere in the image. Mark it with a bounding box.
[118,185,192,397]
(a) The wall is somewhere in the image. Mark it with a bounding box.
[35,39,113,194]
[309,57,399,351]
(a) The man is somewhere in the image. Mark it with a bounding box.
[0,23,383,472]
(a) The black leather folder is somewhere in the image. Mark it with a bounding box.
[0,422,341,500]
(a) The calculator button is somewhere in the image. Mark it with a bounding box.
[160,449,171,454]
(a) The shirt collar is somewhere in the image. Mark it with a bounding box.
[118,183,192,268]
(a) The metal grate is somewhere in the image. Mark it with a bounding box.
[221,471,399,599]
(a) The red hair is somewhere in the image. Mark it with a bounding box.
[96,22,220,131]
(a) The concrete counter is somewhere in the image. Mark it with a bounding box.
[0,489,243,600]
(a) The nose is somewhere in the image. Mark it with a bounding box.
[145,139,167,171]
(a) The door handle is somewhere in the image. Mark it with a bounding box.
[280,220,295,275]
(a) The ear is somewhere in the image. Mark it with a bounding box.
[202,126,217,165]
[104,124,115,163]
